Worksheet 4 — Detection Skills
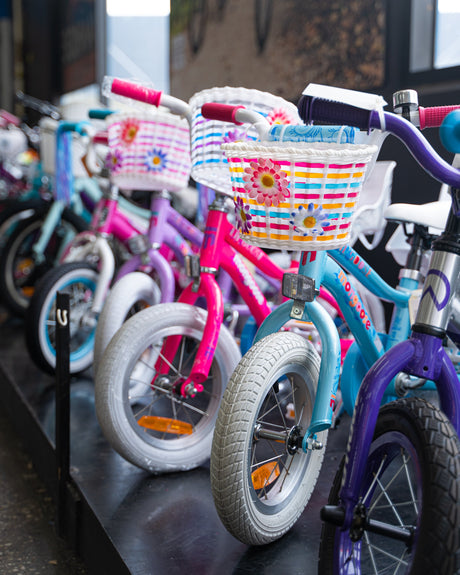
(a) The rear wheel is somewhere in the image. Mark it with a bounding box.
[319,397,460,574]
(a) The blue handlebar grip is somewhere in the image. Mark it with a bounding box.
[88,109,114,119]
[440,110,460,154]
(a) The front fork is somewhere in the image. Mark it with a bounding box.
[154,272,224,397]
[330,244,460,531]
[255,250,342,446]
[62,233,115,321]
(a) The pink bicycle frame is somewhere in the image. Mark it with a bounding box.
[154,205,283,396]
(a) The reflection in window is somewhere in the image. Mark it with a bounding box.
[410,0,460,72]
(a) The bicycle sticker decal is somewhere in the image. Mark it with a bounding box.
[420,269,450,310]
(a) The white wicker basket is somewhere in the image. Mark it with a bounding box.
[106,110,191,193]
[224,140,378,251]
[39,117,87,178]
[188,87,300,196]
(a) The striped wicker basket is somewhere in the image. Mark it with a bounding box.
[223,140,378,251]
[106,110,191,193]
[188,87,300,196]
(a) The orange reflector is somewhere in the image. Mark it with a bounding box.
[137,415,193,435]
[22,287,35,297]
[251,461,280,490]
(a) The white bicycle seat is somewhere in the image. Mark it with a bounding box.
[384,200,450,231]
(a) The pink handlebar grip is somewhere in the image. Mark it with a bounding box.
[0,109,20,126]
[419,105,460,130]
[93,131,108,145]
[201,103,245,125]
[111,78,162,107]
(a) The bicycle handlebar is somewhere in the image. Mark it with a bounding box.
[16,91,61,120]
[419,105,460,130]
[105,77,191,119]
[201,103,245,124]
[88,109,114,120]
[0,109,21,126]
[201,102,270,138]
[297,95,460,188]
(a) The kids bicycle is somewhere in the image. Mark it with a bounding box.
[293,86,460,575]
[202,94,460,561]
[94,78,314,473]
[0,119,103,315]
[25,112,204,375]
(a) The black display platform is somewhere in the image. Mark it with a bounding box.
[0,312,351,575]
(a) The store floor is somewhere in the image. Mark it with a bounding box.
[0,308,351,575]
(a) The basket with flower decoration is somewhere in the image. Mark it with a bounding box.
[105,110,191,192]
[223,124,379,251]
[188,87,300,196]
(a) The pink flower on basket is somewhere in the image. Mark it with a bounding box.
[119,119,140,146]
[290,203,329,237]
[243,158,289,207]
[267,108,295,125]
[234,196,253,233]
[105,149,123,173]
[145,148,168,172]
[223,129,246,143]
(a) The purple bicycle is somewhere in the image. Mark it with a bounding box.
[296,86,460,574]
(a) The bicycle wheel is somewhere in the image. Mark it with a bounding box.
[93,271,161,375]
[210,331,324,545]
[26,262,99,374]
[319,397,460,574]
[0,198,47,253]
[0,208,87,315]
[95,302,241,473]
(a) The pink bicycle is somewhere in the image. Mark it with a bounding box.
[94,79,322,472]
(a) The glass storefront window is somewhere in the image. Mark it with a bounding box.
[410,0,460,72]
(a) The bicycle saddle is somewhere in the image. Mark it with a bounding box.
[384,200,450,231]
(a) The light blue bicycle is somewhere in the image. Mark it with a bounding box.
[204,97,455,545]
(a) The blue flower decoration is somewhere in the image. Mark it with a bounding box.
[289,203,329,237]
[145,148,168,172]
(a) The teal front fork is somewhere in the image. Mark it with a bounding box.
[254,251,341,445]
[32,200,65,264]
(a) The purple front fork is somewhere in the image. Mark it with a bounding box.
[340,331,460,528]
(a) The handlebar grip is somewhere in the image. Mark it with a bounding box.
[419,105,460,130]
[201,103,245,125]
[111,78,162,107]
[297,95,372,130]
[0,109,20,126]
[440,110,460,154]
[88,109,114,120]
[93,131,108,145]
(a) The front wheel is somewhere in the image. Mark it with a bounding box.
[210,331,324,545]
[0,208,87,315]
[93,272,161,375]
[319,397,460,574]
[25,262,99,374]
[95,303,241,473]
